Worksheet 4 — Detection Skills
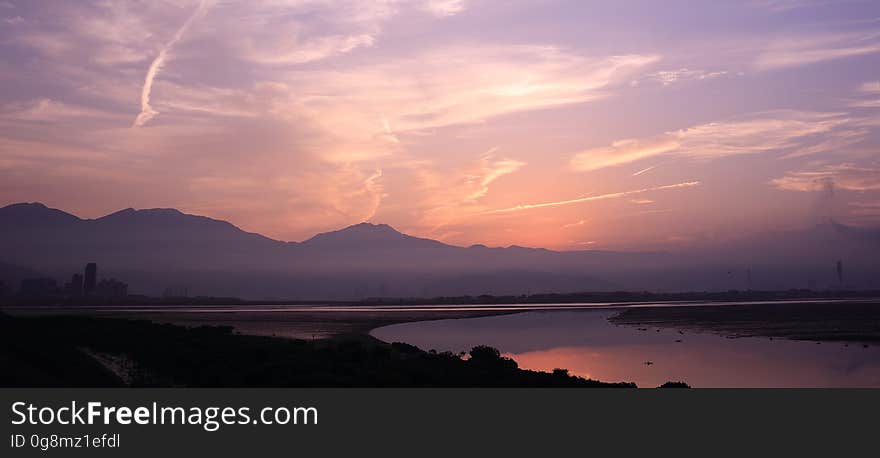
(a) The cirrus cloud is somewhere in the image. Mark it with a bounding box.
[771,163,880,192]
[570,111,860,172]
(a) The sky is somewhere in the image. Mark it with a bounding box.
[1,0,879,250]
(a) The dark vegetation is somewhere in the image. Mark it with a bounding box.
[610,301,880,343]
[658,381,691,388]
[0,313,636,388]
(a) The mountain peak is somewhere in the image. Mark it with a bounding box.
[93,208,229,230]
[88,207,269,242]
[0,202,81,223]
[304,222,401,243]
[302,222,448,249]
[100,207,186,219]
[5,202,48,209]
[344,222,400,233]
[1,202,49,212]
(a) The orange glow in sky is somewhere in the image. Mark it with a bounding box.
[1,1,879,250]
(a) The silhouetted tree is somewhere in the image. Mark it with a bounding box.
[658,381,691,388]
[468,345,518,370]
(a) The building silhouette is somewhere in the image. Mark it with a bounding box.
[20,278,58,296]
[95,278,128,298]
[84,262,97,295]
[163,285,190,298]
[65,273,83,297]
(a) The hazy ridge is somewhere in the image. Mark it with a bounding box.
[1,202,877,299]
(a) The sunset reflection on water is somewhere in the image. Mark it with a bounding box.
[373,310,880,388]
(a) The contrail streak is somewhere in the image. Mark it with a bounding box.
[632,165,657,176]
[133,0,210,127]
[484,181,701,214]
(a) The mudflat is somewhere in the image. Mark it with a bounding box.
[609,301,880,344]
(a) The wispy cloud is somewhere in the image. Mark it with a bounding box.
[849,81,880,108]
[754,31,880,71]
[771,163,880,192]
[485,181,701,214]
[213,1,399,67]
[413,153,527,229]
[860,81,880,93]
[186,161,387,238]
[423,0,468,17]
[4,1,880,248]
[1,98,119,123]
[273,46,658,161]
[632,165,657,176]
[778,127,868,159]
[750,0,868,12]
[571,137,679,173]
[644,68,729,86]
[247,34,377,65]
[133,0,211,127]
[303,46,657,129]
[465,154,526,201]
[361,169,385,221]
[571,111,856,172]
[750,0,822,12]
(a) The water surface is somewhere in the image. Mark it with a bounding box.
[371,309,880,388]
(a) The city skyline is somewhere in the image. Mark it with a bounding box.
[3,201,877,300]
[1,0,879,250]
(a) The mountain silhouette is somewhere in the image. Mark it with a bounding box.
[1,202,878,299]
[91,207,277,245]
[0,202,81,226]
[302,222,447,250]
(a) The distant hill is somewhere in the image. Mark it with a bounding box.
[1,202,878,299]
[302,222,446,250]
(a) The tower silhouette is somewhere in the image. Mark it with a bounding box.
[84,262,97,295]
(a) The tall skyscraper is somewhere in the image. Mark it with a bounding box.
[84,262,97,295]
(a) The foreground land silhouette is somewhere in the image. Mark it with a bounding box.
[0,312,648,388]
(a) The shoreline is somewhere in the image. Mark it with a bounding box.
[1,305,521,340]
[609,300,880,344]
[0,311,639,388]
[6,299,877,387]
[5,297,880,342]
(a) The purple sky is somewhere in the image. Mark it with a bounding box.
[1,0,879,249]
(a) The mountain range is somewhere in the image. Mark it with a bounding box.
[0,202,878,299]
